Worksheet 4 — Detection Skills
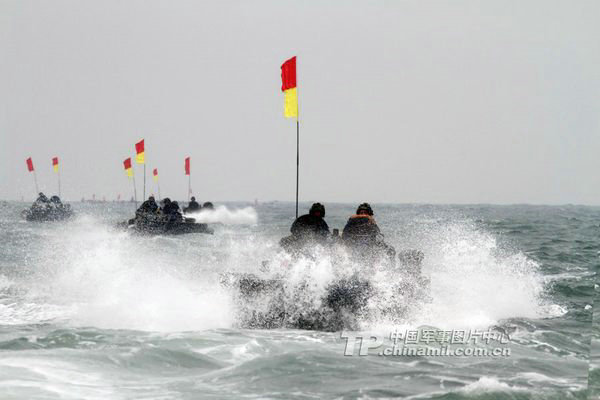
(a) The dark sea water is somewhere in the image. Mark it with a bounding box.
[0,201,597,399]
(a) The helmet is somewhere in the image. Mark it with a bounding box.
[191,196,196,202]
[203,202,214,210]
[309,202,325,217]
[163,198,171,204]
[356,203,373,216]
[50,196,60,203]
[149,196,155,201]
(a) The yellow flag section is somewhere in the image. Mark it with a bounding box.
[281,56,298,118]
[284,87,298,118]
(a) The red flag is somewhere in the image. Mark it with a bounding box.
[153,168,158,177]
[26,158,34,172]
[52,157,58,166]
[185,157,190,176]
[123,158,133,177]
[135,139,145,164]
[135,140,144,153]
[280,56,297,91]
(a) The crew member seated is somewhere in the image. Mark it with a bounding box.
[31,192,50,212]
[170,201,184,222]
[342,203,380,245]
[160,198,174,214]
[171,201,181,212]
[342,203,395,263]
[280,203,330,253]
[137,196,158,215]
[291,203,330,240]
[49,195,63,209]
[184,196,201,213]
[160,198,183,223]
[202,201,214,211]
[33,192,49,207]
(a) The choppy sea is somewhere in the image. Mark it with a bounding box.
[0,201,597,399]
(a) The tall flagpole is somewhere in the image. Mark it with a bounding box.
[57,169,61,197]
[295,58,300,219]
[157,181,161,200]
[143,164,146,200]
[188,174,191,202]
[296,119,299,219]
[132,174,138,209]
[33,171,39,194]
[281,55,299,219]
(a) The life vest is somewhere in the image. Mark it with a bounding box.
[342,215,379,243]
[349,214,374,221]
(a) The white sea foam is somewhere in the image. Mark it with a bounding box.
[6,212,550,333]
[24,217,234,332]
[459,376,519,393]
[406,221,548,328]
[188,205,257,225]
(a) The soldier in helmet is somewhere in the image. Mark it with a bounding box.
[137,196,158,215]
[291,203,329,240]
[31,192,50,214]
[281,202,330,253]
[342,203,395,263]
[184,196,201,213]
[33,192,49,207]
[342,203,379,245]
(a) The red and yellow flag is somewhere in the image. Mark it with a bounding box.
[123,158,133,177]
[185,157,190,176]
[26,157,34,172]
[281,56,298,118]
[135,139,145,164]
[153,168,158,182]
[52,157,59,172]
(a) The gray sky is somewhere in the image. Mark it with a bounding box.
[1,0,599,204]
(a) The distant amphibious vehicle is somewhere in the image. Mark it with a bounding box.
[119,196,215,235]
[22,194,74,222]
[118,214,214,235]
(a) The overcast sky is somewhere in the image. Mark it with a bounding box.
[1,0,599,204]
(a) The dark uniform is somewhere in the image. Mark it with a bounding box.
[342,203,395,265]
[342,214,381,246]
[35,193,49,204]
[161,198,174,214]
[290,214,330,242]
[281,203,330,253]
[138,196,159,214]
[31,192,50,214]
[184,196,201,213]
